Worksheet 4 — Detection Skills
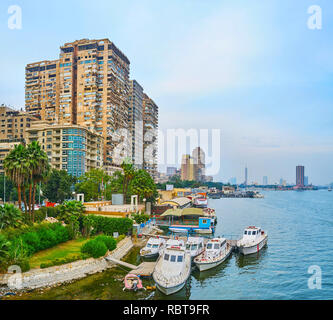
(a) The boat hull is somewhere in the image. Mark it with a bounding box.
[155,281,187,296]
[140,252,159,259]
[238,236,268,255]
[195,248,232,272]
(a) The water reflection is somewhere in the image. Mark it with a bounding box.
[235,246,268,269]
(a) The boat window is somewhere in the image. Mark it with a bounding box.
[252,231,256,235]
[199,243,203,248]
[177,255,183,262]
[147,244,152,248]
[152,244,158,248]
[170,255,176,262]
[186,244,191,250]
[214,244,219,249]
[207,243,213,249]
[164,254,169,261]
[191,244,198,250]
[244,231,247,235]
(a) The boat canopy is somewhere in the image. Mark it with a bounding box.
[160,207,204,217]
[160,197,192,208]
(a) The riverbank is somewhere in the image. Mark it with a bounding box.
[0,236,134,295]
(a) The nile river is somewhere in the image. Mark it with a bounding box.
[11,190,333,300]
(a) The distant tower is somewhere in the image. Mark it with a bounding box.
[263,176,268,185]
[245,166,248,185]
[296,165,305,186]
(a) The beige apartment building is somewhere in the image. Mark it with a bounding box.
[181,154,195,181]
[143,93,158,179]
[0,105,38,174]
[26,121,103,177]
[25,39,131,175]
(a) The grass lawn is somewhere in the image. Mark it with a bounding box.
[29,238,91,269]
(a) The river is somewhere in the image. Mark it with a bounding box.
[7,190,333,300]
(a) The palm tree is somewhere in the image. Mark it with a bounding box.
[121,160,136,204]
[26,141,50,222]
[3,144,29,214]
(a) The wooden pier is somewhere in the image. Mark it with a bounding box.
[130,262,157,277]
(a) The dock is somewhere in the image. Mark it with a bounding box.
[105,257,138,270]
[130,262,157,277]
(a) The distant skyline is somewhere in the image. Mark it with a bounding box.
[0,0,333,184]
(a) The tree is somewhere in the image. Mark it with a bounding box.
[4,144,30,215]
[121,161,136,204]
[26,141,50,222]
[131,169,158,204]
[42,169,76,203]
[75,169,110,202]
[57,200,85,238]
[0,204,23,230]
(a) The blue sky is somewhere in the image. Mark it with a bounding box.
[0,0,332,185]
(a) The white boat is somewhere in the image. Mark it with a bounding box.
[193,197,208,208]
[159,238,185,256]
[185,237,205,259]
[153,246,191,295]
[194,238,232,271]
[140,236,166,258]
[237,226,268,255]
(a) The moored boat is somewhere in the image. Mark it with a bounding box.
[193,197,208,208]
[237,226,268,255]
[123,274,145,291]
[185,237,205,259]
[194,237,232,271]
[153,246,191,295]
[140,236,166,258]
[159,238,185,256]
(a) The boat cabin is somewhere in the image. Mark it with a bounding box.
[163,248,186,264]
[243,226,263,240]
[145,237,165,249]
[198,217,213,229]
[186,237,204,255]
[165,238,185,249]
[206,238,226,252]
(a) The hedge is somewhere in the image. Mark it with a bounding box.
[83,216,133,236]
[81,239,108,258]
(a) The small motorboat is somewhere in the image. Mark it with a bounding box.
[194,238,232,271]
[123,274,145,292]
[159,238,185,256]
[186,237,205,259]
[237,226,268,255]
[140,236,166,258]
[153,246,191,295]
[193,197,208,208]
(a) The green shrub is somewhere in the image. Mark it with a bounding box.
[95,235,116,251]
[132,214,150,224]
[83,216,133,236]
[116,234,126,243]
[81,239,108,258]
[20,232,41,255]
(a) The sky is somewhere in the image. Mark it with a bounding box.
[0,0,332,185]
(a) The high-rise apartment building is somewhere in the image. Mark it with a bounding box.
[181,154,195,181]
[192,147,205,181]
[143,93,158,179]
[296,165,305,186]
[304,176,309,186]
[26,121,103,177]
[244,166,248,185]
[128,80,144,168]
[25,39,131,175]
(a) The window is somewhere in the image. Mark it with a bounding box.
[152,244,158,248]
[177,255,183,263]
[146,243,151,248]
[244,231,247,235]
[252,231,256,235]
[170,255,176,262]
[214,244,219,250]
[191,244,198,250]
[207,243,213,249]
[164,254,169,261]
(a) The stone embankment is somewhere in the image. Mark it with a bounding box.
[0,237,133,292]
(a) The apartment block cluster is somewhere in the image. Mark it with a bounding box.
[1,38,159,179]
[180,147,213,182]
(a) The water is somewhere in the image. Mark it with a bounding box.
[9,190,333,300]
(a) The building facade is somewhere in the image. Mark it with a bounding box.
[192,147,205,181]
[181,154,195,181]
[296,165,305,186]
[128,80,144,168]
[143,93,158,179]
[166,167,177,176]
[26,121,103,177]
[25,39,131,174]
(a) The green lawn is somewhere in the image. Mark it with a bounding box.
[29,238,91,269]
